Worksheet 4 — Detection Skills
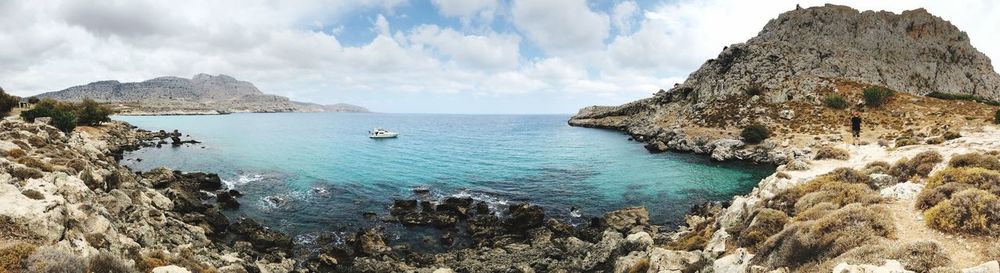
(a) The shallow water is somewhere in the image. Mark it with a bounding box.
[117,113,773,238]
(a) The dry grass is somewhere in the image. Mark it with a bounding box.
[17,156,53,172]
[626,257,650,273]
[11,167,43,180]
[5,148,26,159]
[23,246,86,273]
[890,150,943,182]
[666,217,715,251]
[88,251,138,273]
[812,240,950,272]
[948,153,1000,170]
[767,169,882,215]
[731,208,789,250]
[863,161,892,175]
[751,204,896,269]
[924,189,1000,235]
[814,146,849,160]
[0,242,37,272]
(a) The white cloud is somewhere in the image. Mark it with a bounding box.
[511,0,610,54]
[611,1,639,34]
[407,25,520,70]
[0,0,997,114]
[431,0,496,18]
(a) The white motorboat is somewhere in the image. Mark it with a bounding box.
[368,128,399,138]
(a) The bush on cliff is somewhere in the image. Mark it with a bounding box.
[924,189,1000,235]
[823,94,848,109]
[0,242,37,272]
[0,87,19,117]
[863,87,894,107]
[87,251,137,273]
[995,109,1000,124]
[732,208,788,250]
[741,124,770,144]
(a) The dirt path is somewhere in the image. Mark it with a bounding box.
[889,199,989,268]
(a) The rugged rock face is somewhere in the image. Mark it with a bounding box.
[35,74,369,114]
[570,4,1000,164]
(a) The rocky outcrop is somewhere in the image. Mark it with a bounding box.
[0,120,294,272]
[35,74,369,114]
[569,4,1000,164]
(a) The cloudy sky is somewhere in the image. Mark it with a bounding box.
[1,0,998,113]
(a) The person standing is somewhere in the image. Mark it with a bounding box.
[851,112,862,145]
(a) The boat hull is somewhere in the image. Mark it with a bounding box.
[369,133,399,138]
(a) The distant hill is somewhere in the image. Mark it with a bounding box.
[35,74,369,114]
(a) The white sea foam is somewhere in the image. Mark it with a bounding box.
[222,173,264,189]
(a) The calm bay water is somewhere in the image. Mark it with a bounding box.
[117,113,773,238]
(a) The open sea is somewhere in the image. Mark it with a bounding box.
[116,113,773,246]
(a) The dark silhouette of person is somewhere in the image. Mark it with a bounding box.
[851,112,862,145]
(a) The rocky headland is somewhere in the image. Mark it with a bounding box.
[34,74,370,115]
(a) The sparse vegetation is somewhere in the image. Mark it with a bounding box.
[12,167,43,180]
[863,87,894,107]
[943,131,961,140]
[6,148,26,159]
[817,240,950,272]
[823,94,848,109]
[23,246,86,273]
[895,136,919,147]
[626,257,650,273]
[767,170,882,216]
[926,91,1000,106]
[744,84,765,97]
[995,109,1000,124]
[814,146,850,160]
[0,242,37,272]
[732,208,789,250]
[863,161,892,175]
[87,251,137,273]
[741,124,770,144]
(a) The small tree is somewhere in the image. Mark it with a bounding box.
[823,94,848,109]
[741,124,771,144]
[20,98,79,133]
[76,98,112,126]
[27,97,39,104]
[863,87,894,107]
[0,87,20,117]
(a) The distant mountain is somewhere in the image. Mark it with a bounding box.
[35,74,369,114]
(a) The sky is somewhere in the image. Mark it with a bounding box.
[0,0,998,114]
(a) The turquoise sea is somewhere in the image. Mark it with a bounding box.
[117,113,773,241]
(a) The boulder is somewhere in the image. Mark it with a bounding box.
[880,182,924,199]
[963,261,1000,273]
[603,207,649,232]
[152,265,193,273]
[711,139,744,161]
[229,217,293,251]
[508,203,545,233]
[354,228,390,256]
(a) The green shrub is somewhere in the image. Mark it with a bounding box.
[741,124,770,144]
[77,98,112,126]
[814,146,849,160]
[0,242,37,272]
[21,98,79,133]
[744,84,765,97]
[949,152,1000,170]
[863,87,894,107]
[927,91,1000,106]
[823,94,848,109]
[924,189,1000,235]
[24,246,86,273]
[0,87,19,117]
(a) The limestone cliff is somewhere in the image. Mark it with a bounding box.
[570,4,1000,164]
